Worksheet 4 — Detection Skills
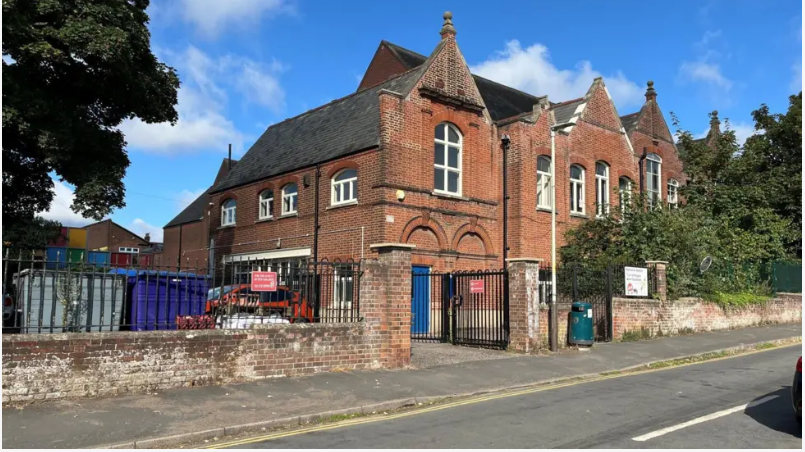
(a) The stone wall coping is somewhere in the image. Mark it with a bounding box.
[1,322,365,343]
[645,260,669,264]
[506,258,544,263]
[369,243,417,250]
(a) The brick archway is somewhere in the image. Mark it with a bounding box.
[450,222,493,255]
[400,216,449,250]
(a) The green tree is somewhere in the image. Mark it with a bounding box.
[2,0,179,248]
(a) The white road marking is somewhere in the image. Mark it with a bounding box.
[632,395,780,442]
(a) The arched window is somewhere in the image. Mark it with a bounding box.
[619,176,633,213]
[537,156,552,209]
[221,198,236,226]
[570,165,585,215]
[258,189,273,220]
[434,123,462,195]
[595,162,610,217]
[646,153,662,208]
[331,169,357,205]
[281,183,298,215]
[667,179,679,208]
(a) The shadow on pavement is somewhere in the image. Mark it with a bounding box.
[744,386,801,439]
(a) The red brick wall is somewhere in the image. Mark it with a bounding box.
[612,293,802,340]
[2,324,372,404]
[85,221,149,252]
[209,149,384,263]
[627,100,685,202]
[357,44,410,91]
[538,305,571,349]
[160,222,208,268]
[508,260,541,352]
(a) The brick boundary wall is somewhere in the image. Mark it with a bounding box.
[2,244,414,405]
[613,293,803,340]
[535,293,801,350]
[2,323,371,404]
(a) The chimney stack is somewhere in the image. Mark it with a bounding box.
[709,110,721,137]
[144,233,151,243]
[440,11,456,40]
[645,80,657,102]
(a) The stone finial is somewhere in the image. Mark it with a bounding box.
[645,80,657,101]
[709,110,721,136]
[440,11,456,38]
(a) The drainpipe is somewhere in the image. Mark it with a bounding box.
[639,146,648,194]
[313,165,321,320]
[501,135,510,266]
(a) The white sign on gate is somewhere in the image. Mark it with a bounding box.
[624,266,648,297]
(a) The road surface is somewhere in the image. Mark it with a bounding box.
[213,345,802,449]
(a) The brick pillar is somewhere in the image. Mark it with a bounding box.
[646,261,668,302]
[507,258,542,353]
[361,243,414,368]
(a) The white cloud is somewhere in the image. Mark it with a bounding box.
[176,188,207,212]
[130,219,164,243]
[119,46,286,154]
[38,180,98,227]
[179,0,290,38]
[678,61,733,91]
[470,40,643,108]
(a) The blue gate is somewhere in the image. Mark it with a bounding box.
[411,266,431,335]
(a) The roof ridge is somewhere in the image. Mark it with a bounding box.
[265,67,421,132]
[620,112,639,118]
[551,97,584,107]
[383,40,428,59]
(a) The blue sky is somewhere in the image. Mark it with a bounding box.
[42,0,802,241]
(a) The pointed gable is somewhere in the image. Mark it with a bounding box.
[580,78,626,131]
[415,38,487,116]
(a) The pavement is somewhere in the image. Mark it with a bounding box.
[222,344,803,449]
[1,323,801,449]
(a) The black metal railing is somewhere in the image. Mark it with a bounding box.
[2,253,361,334]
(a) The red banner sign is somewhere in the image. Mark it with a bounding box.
[470,279,485,294]
[251,271,278,292]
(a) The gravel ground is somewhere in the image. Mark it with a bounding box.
[410,342,517,368]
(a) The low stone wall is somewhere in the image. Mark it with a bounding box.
[2,323,373,404]
[613,293,802,340]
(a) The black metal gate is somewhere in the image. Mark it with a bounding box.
[411,268,509,349]
[542,265,613,342]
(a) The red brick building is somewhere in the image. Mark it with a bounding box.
[207,12,685,275]
[161,158,236,268]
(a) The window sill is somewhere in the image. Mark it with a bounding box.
[278,213,298,219]
[218,224,236,230]
[570,212,588,219]
[255,217,274,223]
[536,206,553,213]
[327,200,358,210]
[432,191,468,201]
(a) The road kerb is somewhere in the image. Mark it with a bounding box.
[93,336,801,449]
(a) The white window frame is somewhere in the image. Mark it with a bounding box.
[595,162,610,217]
[619,177,633,214]
[570,165,585,215]
[646,153,662,208]
[281,183,298,216]
[118,247,140,254]
[433,123,462,196]
[537,156,552,209]
[258,189,274,220]
[331,169,358,206]
[221,198,237,226]
[668,179,679,208]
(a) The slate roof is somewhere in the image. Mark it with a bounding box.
[620,112,640,133]
[167,159,238,228]
[164,190,209,228]
[383,41,542,121]
[552,98,585,124]
[211,69,424,193]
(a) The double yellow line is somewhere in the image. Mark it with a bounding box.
[205,342,799,449]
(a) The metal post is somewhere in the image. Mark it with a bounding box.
[313,165,320,321]
[549,128,558,352]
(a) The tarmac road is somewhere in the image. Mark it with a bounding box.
[216,345,802,449]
